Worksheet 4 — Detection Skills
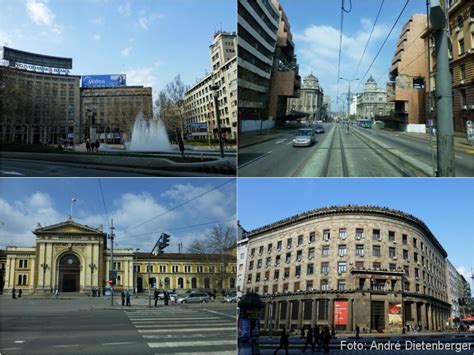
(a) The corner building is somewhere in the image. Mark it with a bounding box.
[244,206,450,333]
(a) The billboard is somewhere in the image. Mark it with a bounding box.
[82,74,126,88]
[334,300,348,326]
[388,303,402,327]
[190,122,208,136]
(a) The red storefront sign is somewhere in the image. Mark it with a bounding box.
[334,300,348,325]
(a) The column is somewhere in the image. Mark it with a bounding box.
[275,301,281,329]
[328,298,334,326]
[263,302,269,329]
[427,304,433,330]
[347,298,353,332]
[285,301,291,329]
[412,302,419,326]
[297,300,303,329]
[311,299,318,327]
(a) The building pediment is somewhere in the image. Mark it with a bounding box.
[34,219,103,236]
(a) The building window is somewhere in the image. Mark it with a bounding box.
[403,249,409,260]
[247,275,252,283]
[459,38,465,55]
[323,229,330,241]
[355,228,364,240]
[337,280,346,291]
[339,228,347,240]
[402,234,408,245]
[337,261,347,273]
[283,283,289,292]
[159,265,166,273]
[306,280,313,291]
[284,268,290,279]
[19,260,28,268]
[287,238,292,249]
[320,279,329,291]
[322,246,329,256]
[461,88,467,106]
[257,259,262,269]
[372,229,381,240]
[356,245,364,257]
[266,257,271,267]
[321,262,329,274]
[250,248,255,257]
[256,273,261,282]
[277,241,282,251]
[297,234,303,246]
[338,245,347,257]
[373,262,381,270]
[404,265,410,276]
[275,255,281,265]
[295,265,301,278]
[389,247,396,257]
[184,265,191,273]
[296,250,303,261]
[249,261,254,270]
[259,246,264,255]
[263,285,269,294]
[240,253,245,260]
[471,7,474,20]
[414,252,418,263]
[274,270,280,280]
[267,243,272,252]
[285,253,291,263]
[273,284,278,293]
[389,231,395,242]
[457,15,464,29]
[355,261,364,269]
[197,265,203,273]
[389,263,396,271]
[460,64,466,81]
[308,247,315,259]
[309,231,316,243]
[373,245,381,257]
[172,265,179,273]
[307,263,314,275]
[413,238,417,248]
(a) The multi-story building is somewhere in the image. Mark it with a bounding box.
[238,0,279,130]
[388,15,428,132]
[0,47,81,144]
[357,76,394,120]
[3,219,235,295]
[243,205,450,333]
[184,32,237,140]
[80,85,153,143]
[267,0,301,122]
[0,249,5,293]
[287,73,323,122]
[237,222,249,297]
[448,0,474,132]
[446,260,463,326]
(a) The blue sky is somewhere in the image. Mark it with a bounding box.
[238,178,474,282]
[280,0,428,111]
[0,178,236,253]
[0,0,235,98]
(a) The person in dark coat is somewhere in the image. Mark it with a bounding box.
[126,289,131,306]
[302,326,314,352]
[314,326,321,352]
[178,137,185,157]
[94,139,100,152]
[12,287,16,299]
[274,326,289,355]
[300,327,305,339]
[355,324,360,339]
[18,289,22,298]
[86,140,90,152]
[121,290,126,306]
[323,325,331,353]
[154,289,159,307]
[331,324,336,339]
[164,291,169,306]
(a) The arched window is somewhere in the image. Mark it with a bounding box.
[17,274,22,285]
[164,277,170,288]
[456,15,463,29]
[22,275,27,285]
[204,277,210,289]
[191,277,197,289]
[178,277,184,289]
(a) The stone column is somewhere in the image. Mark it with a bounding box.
[311,299,318,327]
[347,298,354,332]
[412,302,418,326]
[427,304,433,330]
[297,300,304,329]
[275,301,281,329]
[328,298,334,326]
[285,301,291,329]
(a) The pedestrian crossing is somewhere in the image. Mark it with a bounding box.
[125,307,236,354]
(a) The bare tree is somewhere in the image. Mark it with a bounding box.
[188,225,236,295]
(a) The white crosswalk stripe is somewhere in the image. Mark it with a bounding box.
[125,307,236,354]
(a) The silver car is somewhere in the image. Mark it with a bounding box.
[177,292,210,304]
[293,128,315,147]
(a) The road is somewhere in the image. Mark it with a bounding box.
[0,297,236,354]
[238,123,474,177]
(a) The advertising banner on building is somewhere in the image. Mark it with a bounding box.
[190,122,208,136]
[82,74,126,88]
[334,300,348,325]
[388,303,402,327]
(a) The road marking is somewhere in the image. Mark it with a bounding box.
[238,151,272,168]
[147,340,236,348]
[286,141,293,145]
[144,334,207,339]
[0,348,23,351]
[129,317,219,321]
[52,344,79,348]
[274,138,287,144]
[13,341,24,344]
[134,323,231,328]
[0,170,25,176]
[201,309,237,319]
[139,326,236,333]
[102,342,136,346]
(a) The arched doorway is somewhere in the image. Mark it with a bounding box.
[137,277,143,293]
[58,254,80,292]
[164,277,170,289]
[204,277,210,289]
[178,277,184,289]
[191,277,197,289]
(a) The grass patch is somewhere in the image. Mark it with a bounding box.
[2,143,67,153]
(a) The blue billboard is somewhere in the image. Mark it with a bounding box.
[81,74,126,88]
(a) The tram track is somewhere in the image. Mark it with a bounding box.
[321,124,349,177]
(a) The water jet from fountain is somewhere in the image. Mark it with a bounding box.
[126,113,172,152]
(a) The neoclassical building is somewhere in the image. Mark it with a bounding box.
[3,218,235,295]
[287,73,324,122]
[357,76,394,119]
[243,205,451,333]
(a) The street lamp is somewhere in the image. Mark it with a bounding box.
[40,263,48,291]
[89,263,96,294]
[269,295,275,339]
[211,84,225,158]
[339,77,359,121]
[134,248,140,298]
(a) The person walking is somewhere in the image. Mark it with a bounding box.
[164,291,169,306]
[126,289,131,306]
[18,289,22,298]
[323,325,331,353]
[274,326,289,355]
[355,324,360,339]
[314,326,322,352]
[86,139,90,152]
[121,290,126,306]
[178,136,185,157]
[12,287,16,299]
[54,289,59,299]
[302,326,314,352]
[154,289,159,307]
[300,327,305,339]
[94,139,100,152]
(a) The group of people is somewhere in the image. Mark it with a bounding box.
[121,289,132,306]
[11,287,22,299]
[153,289,176,307]
[275,325,334,354]
[85,138,101,152]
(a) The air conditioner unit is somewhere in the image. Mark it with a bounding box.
[460,80,465,84]
[463,105,468,110]
[296,275,300,279]
[264,277,268,281]
[297,258,302,262]
[287,245,291,249]
[393,257,398,260]
[308,256,313,260]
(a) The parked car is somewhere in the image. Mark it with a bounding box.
[177,292,210,304]
[313,125,325,134]
[223,291,237,303]
[293,128,316,147]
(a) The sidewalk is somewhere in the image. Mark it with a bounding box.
[239,128,298,149]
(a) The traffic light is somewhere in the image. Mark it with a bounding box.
[160,233,170,250]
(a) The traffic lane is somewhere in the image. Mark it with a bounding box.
[0,309,152,354]
[239,130,330,177]
[359,128,474,176]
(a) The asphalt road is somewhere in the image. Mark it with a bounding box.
[238,123,474,177]
[0,298,236,354]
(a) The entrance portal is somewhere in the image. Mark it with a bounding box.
[58,254,80,292]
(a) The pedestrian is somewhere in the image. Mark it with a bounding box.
[178,136,185,157]
[121,290,126,306]
[355,324,360,339]
[323,325,331,353]
[274,326,289,355]
[302,326,314,352]
[95,139,100,152]
[86,139,90,152]
[126,289,131,306]
[154,289,159,307]
[314,326,322,352]
[164,291,169,306]
[18,289,22,298]
[12,287,16,299]
[54,289,59,299]
[331,324,336,339]
[300,327,305,339]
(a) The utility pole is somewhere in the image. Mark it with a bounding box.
[431,0,455,176]
[109,219,115,307]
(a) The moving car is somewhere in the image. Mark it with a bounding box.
[313,125,325,134]
[293,128,315,147]
[177,292,210,304]
[223,291,237,303]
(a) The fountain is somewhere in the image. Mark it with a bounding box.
[126,113,172,152]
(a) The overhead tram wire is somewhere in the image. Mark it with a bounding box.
[336,0,352,108]
[353,0,385,79]
[354,0,410,93]
[98,178,110,229]
[122,179,235,234]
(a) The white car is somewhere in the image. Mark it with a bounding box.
[293,128,316,147]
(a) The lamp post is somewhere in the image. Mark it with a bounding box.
[108,219,115,306]
[40,263,48,291]
[269,295,275,339]
[339,77,359,121]
[211,84,225,158]
[89,263,96,293]
[134,248,140,298]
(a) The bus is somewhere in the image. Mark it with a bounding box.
[357,119,373,128]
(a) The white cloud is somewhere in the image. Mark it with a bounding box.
[120,46,132,56]
[26,0,54,26]
[137,12,164,30]
[92,34,101,41]
[92,17,105,25]
[124,66,158,88]
[118,1,131,16]
[456,266,472,282]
